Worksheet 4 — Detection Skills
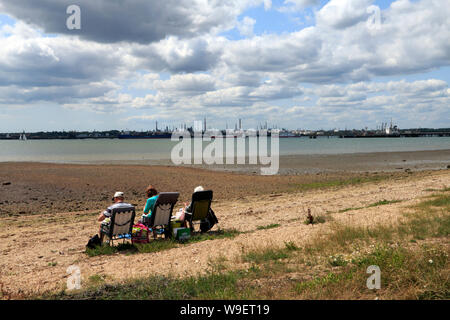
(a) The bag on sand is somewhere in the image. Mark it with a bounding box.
[86,234,101,249]
[200,208,219,233]
[131,223,150,244]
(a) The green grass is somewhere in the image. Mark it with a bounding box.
[47,270,257,300]
[256,224,280,230]
[338,207,364,213]
[284,241,300,251]
[188,228,242,243]
[308,193,450,256]
[240,242,301,277]
[296,272,352,294]
[304,215,328,225]
[243,247,290,264]
[49,241,448,300]
[328,254,349,267]
[367,199,402,207]
[398,194,450,240]
[419,194,450,209]
[87,274,107,287]
[85,229,242,257]
[295,192,450,299]
[295,244,449,299]
[85,242,139,257]
[339,199,402,213]
[289,175,391,192]
[424,186,450,193]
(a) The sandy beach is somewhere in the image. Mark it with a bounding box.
[0,150,449,298]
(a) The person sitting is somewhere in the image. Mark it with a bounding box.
[183,186,218,232]
[142,185,159,221]
[184,186,204,219]
[98,191,134,242]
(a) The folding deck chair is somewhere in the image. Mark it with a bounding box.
[186,190,213,232]
[100,206,136,246]
[144,192,179,238]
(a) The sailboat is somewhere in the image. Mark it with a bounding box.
[19,131,27,141]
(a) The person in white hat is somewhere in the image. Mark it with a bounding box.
[98,191,134,242]
[183,186,204,225]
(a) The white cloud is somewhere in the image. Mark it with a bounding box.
[0,0,269,43]
[237,16,256,37]
[279,0,321,13]
[128,73,160,90]
[153,74,217,95]
[263,0,272,11]
[132,36,222,73]
[316,0,374,29]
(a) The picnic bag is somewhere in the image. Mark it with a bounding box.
[86,234,102,249]
[131,223,150,244]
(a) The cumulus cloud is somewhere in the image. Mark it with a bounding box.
[0,21,126,107]
[222,0,450,84]
[313,79,450,115]
[316,0,374,29]
[263,0,272,11]
[0,0,449,129]
[131,36,221,73]
[237,16,256,37]
[0,0,267,44]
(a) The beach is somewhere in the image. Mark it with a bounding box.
[0,150,449,298]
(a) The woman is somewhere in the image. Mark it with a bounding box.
[143,185,159,219]
[183,186,204,230]
[184,185,204,214]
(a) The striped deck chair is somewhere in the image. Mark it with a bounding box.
[100,206,135,246]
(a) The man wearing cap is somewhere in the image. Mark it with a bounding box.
[98,191,134,242]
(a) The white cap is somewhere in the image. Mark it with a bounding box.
[194,186,204,193]
[113,191,124,198]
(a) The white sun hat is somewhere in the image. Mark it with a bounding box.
[194,186,204,193]
[113,191,124,198]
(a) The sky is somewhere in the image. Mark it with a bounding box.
[0,0,449,132]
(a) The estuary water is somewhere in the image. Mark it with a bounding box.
[0,136,449,164]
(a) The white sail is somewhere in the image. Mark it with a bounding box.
[19,132,27,140]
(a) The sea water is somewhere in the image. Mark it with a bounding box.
[0,136,449,163]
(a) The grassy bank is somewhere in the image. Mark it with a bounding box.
[42,187,449,300]
[85,229,242,257]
